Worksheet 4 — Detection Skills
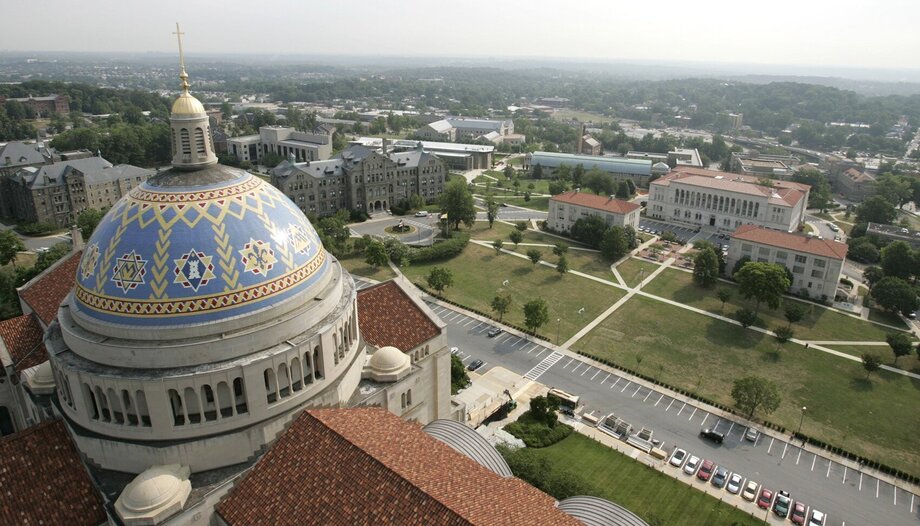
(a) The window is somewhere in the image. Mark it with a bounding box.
[794,254,807,264]
[811,269,823,278]
[775,251,788,260]
[793,265,804,274]
[741,243,752,253]
[813,259,826,268]
[758,247,770,256]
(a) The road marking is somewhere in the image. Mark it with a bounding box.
[910,494,914,512]
[471,322,484,330]
[463,319,475,327]
[563,358,573,368]
[876,479,879,499]
[522,351,564,381]
[811,455,816,471]
[620,381,631,393]
[535,349,547,358]
[571,363,582,374]
[666,399,674,411]
[515,338,528,348]
[632,386,641,397]
[796,449,802,464]
[526,345,537,354]
[580,366,590,376]
[654,394,663,406]
[781,442,788,459]
[688,407,696,421]
[461,355,472,363]
[601,374,610,385]
[590,370,599,381]
[768,437,775,455]
[644,390,652,402]
[859,472,863,491]
[727,422,734,436]
[842,466,847,483]
[893,486,896,506]
[611,378,621,389]
[677,402,686,416]
[479,361,489,369]
[700,414,708,427]
[826,460,832,478]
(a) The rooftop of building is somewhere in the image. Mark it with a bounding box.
[0,140,50,168]
[18,250,81,326]
[732,225,848,260]
[551,190,640,215]
[652,167,808,207]
[12,156,118,189]
[216,408,583,526]
[843,167,875,182]
[356,280,442,352]
[529,152,652,176]
[352,137,494,153]
[0,419,107,526]
[445,117,510,130]
[0,313,47,374]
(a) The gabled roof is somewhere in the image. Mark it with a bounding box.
[0,420,106,526]
[14,157,113,189]
[652,167,808,207]
[0,141,48,168]
[843,167,874,183]
[426,119,454,133]
[0,314,47,374]
[357,280,441,352]
[217,408,582,526]
[732,225,848,260]
[551,190,640,215]
[19,250,81,326]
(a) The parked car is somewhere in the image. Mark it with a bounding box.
[683,455,701,475]
[415,210,429,217]
[669,448,688,468]
[696,459,715,481]
[744,428,758,442]
[828,223,839,232]
[757,487,774,509]
[791,501,807,525]
[773,490,792,518]
[467,359,484,372]
[449,346,460,355]
[807,509,826,526]
[699,428,725,444]
[711,467,729,489]
[726,472,744,494]
[742,480,759,501]
[487,328,503,338]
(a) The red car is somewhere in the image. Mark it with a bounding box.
[791,501,807,525]
[696,459,715,481]
[757,487,774,509]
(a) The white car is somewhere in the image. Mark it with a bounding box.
[683,455,701,475]
[808,510,826,526]
[449,347,460,355]
[669,448,687,468]
[414,210,429,217]
[726,473,744,494]
[741,480,759,501]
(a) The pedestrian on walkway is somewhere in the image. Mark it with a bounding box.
[805,343,809,349]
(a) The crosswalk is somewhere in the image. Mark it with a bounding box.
[523,351,563,381]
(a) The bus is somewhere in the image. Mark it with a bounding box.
[547,388,580,415]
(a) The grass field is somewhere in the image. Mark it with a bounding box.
[867,308,909,329]
[572,295,920,476]
[616,257,661,287]
[501,196,550,211]
[824,345,900,362]
[642,268,903,342]
[549,109,615,124]
[528,434,764,526]
[338,256,397,282]
[470,222,583,249]
[401,244,622,342]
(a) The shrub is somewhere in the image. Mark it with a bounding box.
[407,233,470,264]
[504,411,573,448]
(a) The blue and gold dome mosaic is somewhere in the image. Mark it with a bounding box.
[74,167,328,327]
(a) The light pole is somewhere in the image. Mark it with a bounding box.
[556,318,561,345]
[796,406,807,439]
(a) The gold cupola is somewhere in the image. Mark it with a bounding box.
[169,23,217,170]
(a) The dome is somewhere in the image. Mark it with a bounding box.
[170,91,206,116]
[651,162,671,174]
[369,346,410,374]
[116,464,191,524]
[72,164,329,330]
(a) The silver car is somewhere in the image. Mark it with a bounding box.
[683,455,701,475]
[669,448,687,468]
[726,472,744,494]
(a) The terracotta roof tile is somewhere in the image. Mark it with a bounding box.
[0,314,47,373]
[0,420,106,526]
[651,167,810,207]
[18,251,81,326]
[551,190,640,214]
[357,280,440,352]
[217,408,581,526]
[732,225,848,260]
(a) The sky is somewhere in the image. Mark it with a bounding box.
[2,0,919,72]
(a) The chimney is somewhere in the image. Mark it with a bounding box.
[71,225,84,252]
[576,124,584,155]
[382,137,388,155]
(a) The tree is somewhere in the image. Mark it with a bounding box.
[874,174,913,208]
[515,221,528,232]
[736,308,757,328]
[774,325,794,344]
[0,230,25,266]
[383,238,409,266]
[599,226,628,262]
[556,255,568,275]
[784,302,806,327]
[440,178,476,230]
[734,262,791,316]
[886,332,914,365]
[863,265,885,287]
[523,298,549,335]
[871,276,919,315]
[731,376,781,419]
[261,151,283,168]
[509,229,524,247]
[880,241,915,280]
[491,294,512,322]
[503,165,515,179]
[625,179,636,195]
[528,395,560,427]
[792,168,833,210]
[450,354,471,394]
[492,239,504,254]
[615,180,630,199]
[426,267,453,297]
[76,208,105,241]
[731,255,751,276]
[692,247,719,288]
[847,238,880,264]
[862,353,881,379]
[548,180,567,195]
[569,215,608,248]
[584,169,615,195]
[552,243,568,257]
[526,249,542,266]
[485,194,499,229]
[855,195,897,224]
[717,288,732,309]
[364,240,389,268]
[532,164,543,179]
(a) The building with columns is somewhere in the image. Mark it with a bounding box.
[647,167,810,233]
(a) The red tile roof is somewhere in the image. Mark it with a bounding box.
[732,225,849,260]
[0,419,106,526]
[0,314,47,374]
[18,251,81,326]
[550,190,640,214]
[652,167,809,207]
[357,280,441,352]
[217,408,581,526]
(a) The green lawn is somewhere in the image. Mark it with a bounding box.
[867,308,908,329]
[563,249,615,281]
[616,257,661,287]
[471,222,584,250]
[572,295,920,477]
[642,268,902,342]
[338,256,397,282]
[529,434,763,526]
[549,109,614,124]
[824,345,899,362]
[499,195,550,211]
[401,244,622,342]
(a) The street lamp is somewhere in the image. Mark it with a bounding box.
[796,406,807,439]
[555,318,561,345]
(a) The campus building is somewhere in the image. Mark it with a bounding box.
[414,117,515,142]
[525,151,653,187]
[227,125,334,164]
[833,167,876,201]
[727,225,848,300]
[729,152,798,179]
[272,141,447,215]
[351,136,493,170]
[548,189,641,233]
[0,94,70,115]
[647,167,810,232]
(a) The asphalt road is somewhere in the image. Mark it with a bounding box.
[402,291,920,526]
[0,222,73,251]
[349,215,440,246]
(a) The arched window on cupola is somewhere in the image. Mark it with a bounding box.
[180,128,191,155]
[194,127,206,155]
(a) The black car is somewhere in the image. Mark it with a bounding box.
[699,428,725,444]
[487,328,503,338]
[467,359,484,371]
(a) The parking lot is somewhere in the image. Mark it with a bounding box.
[639,218,732,252]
